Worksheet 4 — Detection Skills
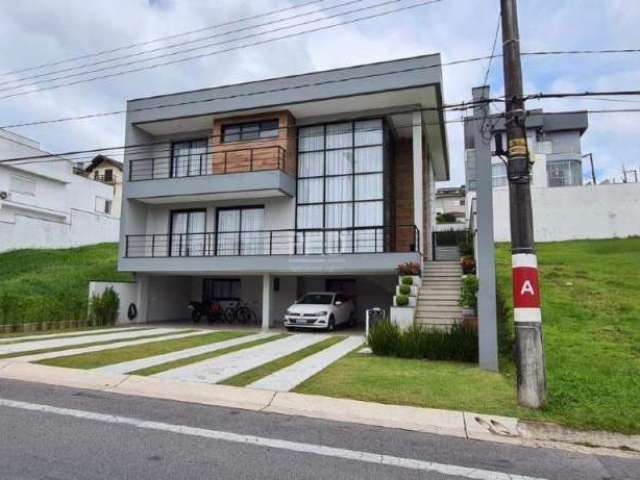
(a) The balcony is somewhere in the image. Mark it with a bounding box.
[125,145,295,203]
[120,226,421,275]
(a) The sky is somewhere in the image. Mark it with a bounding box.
[1,0,640,186]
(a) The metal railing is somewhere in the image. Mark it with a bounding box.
[128,145,287,181]
[124,225,419,258]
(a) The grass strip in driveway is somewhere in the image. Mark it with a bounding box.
[37,330,248,369]
[131,333,289,376]
[0,331,195,360]
[222,336,345,387]
[0,327,151,345]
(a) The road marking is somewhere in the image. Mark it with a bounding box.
[0,398,547,480]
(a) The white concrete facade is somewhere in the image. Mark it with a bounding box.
[0,129,119,253]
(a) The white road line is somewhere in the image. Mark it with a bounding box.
[11,330,212,363]
[249,336,363,392]
[0,398,547,480]
[155,334,329,384]
[0,328,181,355]
[95,332,272,374]
[0,327,147,344]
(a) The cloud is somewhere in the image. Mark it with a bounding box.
[0,0,638,183]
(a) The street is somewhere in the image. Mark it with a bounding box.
[0,379,636,480]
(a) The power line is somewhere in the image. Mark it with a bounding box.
[0,101,484,166]
[0,54,496,130]
[0,0,443,100]
[525,90,640,101]
[0,0,367,89]
[522,47,640,57]
[0,0,324,78]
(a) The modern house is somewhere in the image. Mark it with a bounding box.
[113,54,451,329]
[0,129,120,253]
[84,155,124,217]
[434,186,466,224]
[464,86,640,242]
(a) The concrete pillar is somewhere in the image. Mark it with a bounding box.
[412,111,424,250]
[472,86,499,372]
[261,273,272,330]
[135,274,151,324]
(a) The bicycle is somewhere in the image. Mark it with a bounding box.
[224,300,259,326]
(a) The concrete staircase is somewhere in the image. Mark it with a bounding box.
[415,261,463,328]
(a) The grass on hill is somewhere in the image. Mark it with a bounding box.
[0,243,130,327]
[297,237,640,434]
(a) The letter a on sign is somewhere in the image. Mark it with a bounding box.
[520,280,535,296]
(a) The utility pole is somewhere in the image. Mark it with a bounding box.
[500,0,547,408]
[583,153,596,184]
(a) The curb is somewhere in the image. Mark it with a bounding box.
[0,360,638,458]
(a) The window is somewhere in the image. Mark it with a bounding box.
[171,139,208,178]
[10,175,36,196]
[222,120,279,143]
[104,169,113,182]
[170,209,206,256]
[296,119,385,254]
[216,206,265,256]
[95,197,110,214]
[203,279,241,301]
[104,200,112,215]
[492,163,508,188]
[547,159,583,187]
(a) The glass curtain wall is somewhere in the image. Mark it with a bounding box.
[296,119,385,254]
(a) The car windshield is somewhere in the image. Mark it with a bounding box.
[298,294,334,305]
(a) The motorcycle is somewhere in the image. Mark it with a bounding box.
[188,300,226,324]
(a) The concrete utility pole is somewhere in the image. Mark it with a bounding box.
[500,0,547,408]
[583,153,597,185]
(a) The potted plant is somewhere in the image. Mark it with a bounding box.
[461,256,476,275]
[459,275,479,330]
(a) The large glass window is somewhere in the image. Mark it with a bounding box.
[222,120,279,143]
[170,209,206,256]
[297,119,385,254]
[171,139,208,178]
[547,159,583,187]
[216,206,265,256]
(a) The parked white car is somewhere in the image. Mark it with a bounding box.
[284,292,355,331]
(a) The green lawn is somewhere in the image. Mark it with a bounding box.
[223,336,345,387]
[0,243,131,326]
[297,238,640,434]
[37,330,248,369]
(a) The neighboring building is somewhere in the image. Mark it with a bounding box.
[434,186,465,223]
[84,155,123,217]
[464,86,640,242]
[0,129,120,252]
[113,55,451,327]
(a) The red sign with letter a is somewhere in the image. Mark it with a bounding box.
[513,267,541,309]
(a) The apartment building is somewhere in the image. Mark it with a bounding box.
[116,55,450,328]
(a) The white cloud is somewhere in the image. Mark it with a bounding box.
[0,0,638,184]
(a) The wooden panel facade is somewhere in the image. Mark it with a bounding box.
[211,111,297,176]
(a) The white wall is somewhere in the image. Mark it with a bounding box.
[492,183,640,242]
[89,281,140,325]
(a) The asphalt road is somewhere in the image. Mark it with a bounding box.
[0,379,637,480]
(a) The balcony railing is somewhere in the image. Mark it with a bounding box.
[128,145,287,181]
[124,225,419,258]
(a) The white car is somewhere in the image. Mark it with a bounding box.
[284,292,355,331]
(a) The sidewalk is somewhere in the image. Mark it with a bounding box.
[0,360,638,459]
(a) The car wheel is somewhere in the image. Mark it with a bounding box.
[328,315,336,331]
[285,327,294,332]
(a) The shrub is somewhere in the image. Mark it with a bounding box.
[397,262,421,276]
[401,276,413,286]
[398,285,411,296]
[459,275,479,312]
[369,320,478,362]
[88,287,120,327]
[458,232,474,256]
[367,318,401,356]
[395,294,409,307]
[436,212,457,224]
[461,256,476,275]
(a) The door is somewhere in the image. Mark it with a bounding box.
[170,210,206,256]
[171,139,208,178]
[216,207,265,256]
